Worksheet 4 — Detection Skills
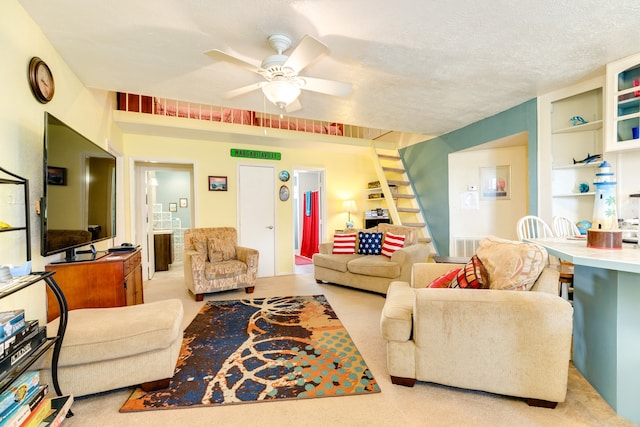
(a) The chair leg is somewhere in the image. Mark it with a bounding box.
[390,376,416,387]
[195,293,204,302]
[141,378,171,392]
[245,286,255,294]
[526,398,558,409]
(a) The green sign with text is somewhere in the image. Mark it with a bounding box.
[230,148,281,161]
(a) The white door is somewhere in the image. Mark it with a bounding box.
[238,165,276,277]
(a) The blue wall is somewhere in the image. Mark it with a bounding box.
[400,99,539,255]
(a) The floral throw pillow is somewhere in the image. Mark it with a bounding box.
[357,232,383,255]
[449,255,489,289]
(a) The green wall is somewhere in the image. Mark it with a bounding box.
[400,99,539,255]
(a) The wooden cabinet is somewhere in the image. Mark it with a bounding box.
[45,249,143,321]
[154,231,173,271]
[605,52,640,152]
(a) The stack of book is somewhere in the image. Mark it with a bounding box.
[0,310,47,380]
[0,369,73,427]
[365,209,389,219]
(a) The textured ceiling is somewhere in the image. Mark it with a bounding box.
[17,0,640,136]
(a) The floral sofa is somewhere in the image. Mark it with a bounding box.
[312,223,433,295]
[183,227,259,301]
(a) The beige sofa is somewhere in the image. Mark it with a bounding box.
[380,253,574,407]
[313,223,433,294]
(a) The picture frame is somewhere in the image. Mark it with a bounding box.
[179,198,188,208]
[47,166,67,186]
[480,165,511,200]
[208,176,227,191]
[169,202,177,212]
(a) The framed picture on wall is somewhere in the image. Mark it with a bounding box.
[480,165,511,200]
[179,198,188,208]
[209,176,228,191]
[169,202,177,212]
[47,166,67,186]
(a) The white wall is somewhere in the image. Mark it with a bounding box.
[448,143,528,254]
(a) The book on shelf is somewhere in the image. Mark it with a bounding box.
[0,320,39,360]
[20,386,51,427]
[0,370,40,422]
[1,403,30,427]
[0,310,25,343]
[0,328,47,381]
[37,395,73,427]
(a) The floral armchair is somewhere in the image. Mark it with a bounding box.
[183,227,259,301]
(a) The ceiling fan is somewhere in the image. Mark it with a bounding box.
[205,34,352,114]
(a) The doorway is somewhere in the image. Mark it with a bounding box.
[133,162,194,281]
[293,169,325,269]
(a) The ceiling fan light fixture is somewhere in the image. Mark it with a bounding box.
[261,80,301,110]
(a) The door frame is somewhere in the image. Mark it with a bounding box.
[293,167,326,254]
[131,158,197,281]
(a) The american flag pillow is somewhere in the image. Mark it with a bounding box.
[381,232,406,257]
[332,233,357,254]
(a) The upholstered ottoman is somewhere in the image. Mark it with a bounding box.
[39,299,184,397]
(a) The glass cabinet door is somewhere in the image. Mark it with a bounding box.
[606,53,640,151]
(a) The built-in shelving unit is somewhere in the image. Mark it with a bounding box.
[549,86,604,224]
[605,52,640,152]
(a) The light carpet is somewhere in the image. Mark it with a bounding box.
[120,295,379,412]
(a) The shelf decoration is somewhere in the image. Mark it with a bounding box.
[588,161,622,249]
[569,115,588,126]
[572,153,601,165]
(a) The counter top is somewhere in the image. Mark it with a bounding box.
[527,237,640,274]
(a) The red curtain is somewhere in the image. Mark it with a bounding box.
[300,191,319,258]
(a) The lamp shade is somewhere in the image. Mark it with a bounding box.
[342,200,357,214]
[261,80,301,109]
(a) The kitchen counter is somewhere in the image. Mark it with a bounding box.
[528,237,640,424]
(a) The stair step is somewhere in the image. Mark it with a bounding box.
[382,166,405,174]
[418,237,432,243]
[378,154,401,161]
[387,179,410,186]
[397,207,421,213]
[395,194,415,199]
[402,222,426,228]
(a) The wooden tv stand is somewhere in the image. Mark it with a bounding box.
[45,248,143,321]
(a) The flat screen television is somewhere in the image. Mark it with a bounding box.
[41,112,116,262]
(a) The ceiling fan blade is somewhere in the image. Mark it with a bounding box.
[205,49,263,74]
[283,35,329,74]
[300,76,352,98]
[222,82,266,99]
[285,98,302,113]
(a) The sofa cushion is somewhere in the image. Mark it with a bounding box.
[205,259,247,280]
[347,255,400,279]
[358,232,383,255]
[378,223,416,246]
[475,236,548,291]
[332,233,357,254]
[381,232,406,258]
[313,253,362,273]
[428,267,462,288]
[449,255,489,289]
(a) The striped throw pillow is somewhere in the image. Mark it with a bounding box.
[332,233,357,254]
[381,232,406,257]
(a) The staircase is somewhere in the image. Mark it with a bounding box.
[369,146,434,250]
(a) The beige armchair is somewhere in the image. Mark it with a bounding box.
[183,227,259,301]
[380,261,573,407]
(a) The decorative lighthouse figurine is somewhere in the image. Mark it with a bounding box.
[587,160,622,249]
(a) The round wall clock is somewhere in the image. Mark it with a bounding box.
[279,185,290,201]
[279,170,290,182]
[28,57,55,104]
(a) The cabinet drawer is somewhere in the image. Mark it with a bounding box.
[124,251,142,276]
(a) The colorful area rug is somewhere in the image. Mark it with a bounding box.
[120,295,380,411]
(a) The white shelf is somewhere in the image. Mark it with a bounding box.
[552,119,603,134]
[553,192,595,198]
[552,162,599,170]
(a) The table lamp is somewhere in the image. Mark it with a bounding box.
[343,200,357,228]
